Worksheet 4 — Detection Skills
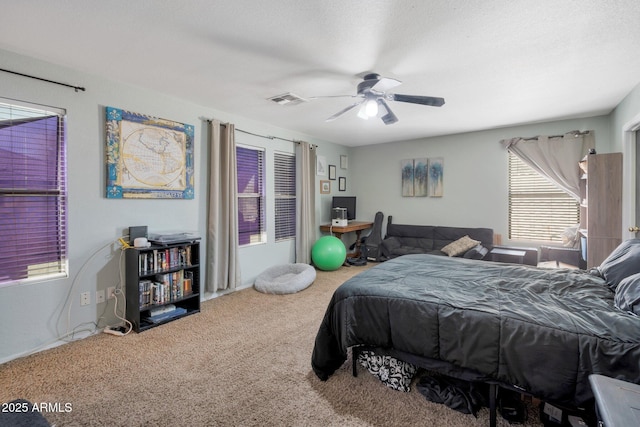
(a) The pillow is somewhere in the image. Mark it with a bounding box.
[463,244,489,260]
[381,237,401,259]
[441,235,481,257]
[561,224,580,248]
[358,350,417,392]
[615,272,640,315]
[598,239,640,290]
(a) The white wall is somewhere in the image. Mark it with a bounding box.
[2,45,638,364]
[0,49,343,363]
[609,81,640,240]
[611,81,640,153]
[350,116,611,244]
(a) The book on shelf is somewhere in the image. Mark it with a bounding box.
[139,280,153,307]
[138,269,195,309]
[137,244,195,275]
[145,306,187,324]
[183,278,192,296]
[149,304,176,317]
[183,270,194,296]
[185,245,192,266]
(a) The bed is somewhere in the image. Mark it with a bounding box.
[311,243,640,418]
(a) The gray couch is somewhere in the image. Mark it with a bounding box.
[380,217,494,261]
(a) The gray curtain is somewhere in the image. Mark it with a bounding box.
[500,130,595,201]
[206,120,240,292]
[295,141,316,264]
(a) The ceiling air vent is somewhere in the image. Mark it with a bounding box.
[267,92,308,106]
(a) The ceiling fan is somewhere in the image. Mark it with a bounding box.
[313,73,445,125]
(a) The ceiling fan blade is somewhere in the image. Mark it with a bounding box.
[371,77,402,93]
[377,99,398,125]
[325,101,364,122]
[392,94,445,107]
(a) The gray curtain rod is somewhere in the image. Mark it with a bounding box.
[0,68,85,92]
[522,130,591,141]
[236,127,297,143]
[201,117,316,147]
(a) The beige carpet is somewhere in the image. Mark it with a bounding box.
[0,264,544,426]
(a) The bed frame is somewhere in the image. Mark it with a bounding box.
[350,345,591,427]
[312,252,640,426]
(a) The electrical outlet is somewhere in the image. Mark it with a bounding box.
[107,286,116,300]
[96,289,105,304]
[80,291,90,306]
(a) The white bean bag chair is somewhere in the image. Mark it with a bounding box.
[254,263,316,294]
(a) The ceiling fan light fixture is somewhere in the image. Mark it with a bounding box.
[357,98,378,120]
[320,73,444,123]
[365,98,378,117]
[356,104,368,120]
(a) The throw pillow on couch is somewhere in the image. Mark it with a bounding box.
[440,235,481,257]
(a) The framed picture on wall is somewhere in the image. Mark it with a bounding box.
[328,164,336,180]
[320,180,331,194]
[317,155,327,176]
[339,177,346,191]
[401,159,414,197]
[413,158,428,197]
[428,157,444,197]
[340,155,348,169]
[105,106,194,199]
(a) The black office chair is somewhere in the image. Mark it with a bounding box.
[362,211,384,262]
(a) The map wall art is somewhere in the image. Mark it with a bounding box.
[106,107,194,199]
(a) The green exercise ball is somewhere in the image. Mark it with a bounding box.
[312,236,347,271]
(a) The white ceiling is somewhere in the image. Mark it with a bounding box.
[1,1,640,147]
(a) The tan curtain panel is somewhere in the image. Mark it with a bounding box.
[206,120,240,292]
[295,141,316,264]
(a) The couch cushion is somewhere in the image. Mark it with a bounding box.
[463,244,489,260]
[390,246,433,256]
[386,223,436,239]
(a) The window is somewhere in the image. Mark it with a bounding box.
[274,152,296,241]
[0,100,68,286]
[236,145,265,245]
[508,152,579,242]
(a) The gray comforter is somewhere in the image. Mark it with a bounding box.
[311,254,640,406]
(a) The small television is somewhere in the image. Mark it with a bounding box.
[331,196,356,221]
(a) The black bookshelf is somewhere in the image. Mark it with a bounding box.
[125,240,201,332]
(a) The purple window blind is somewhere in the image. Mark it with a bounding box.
[0,107,67,285]
[236,146,265,245]
[274,152,295,241]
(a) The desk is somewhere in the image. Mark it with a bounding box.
[320,221,373,257]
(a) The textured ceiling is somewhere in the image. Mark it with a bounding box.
[1,0,640,146]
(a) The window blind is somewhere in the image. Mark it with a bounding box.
[508,152,579,242]
[274,152,296,241]
[0,100,68,286]
[236,145,265,245]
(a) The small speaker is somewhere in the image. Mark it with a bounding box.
[129,226,148,245]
